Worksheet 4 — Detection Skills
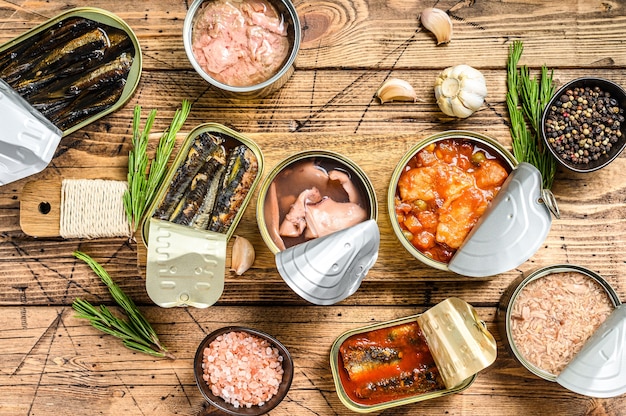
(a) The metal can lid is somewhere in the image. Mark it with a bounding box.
[448,162,557,277]
[556,304,626,398]
[417,298,497,389]
[275,219,379,305]
[0,79,62,185]
[145,218,226,308]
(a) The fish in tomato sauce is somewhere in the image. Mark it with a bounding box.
[395,139,511,263]
[337,320,445,405]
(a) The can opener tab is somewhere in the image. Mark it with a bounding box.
[557,303,626,398]
[0,79,62,185]
[417,297,497,389]
[145,218,226,308]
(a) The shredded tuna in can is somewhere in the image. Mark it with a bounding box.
[510,271,614,375]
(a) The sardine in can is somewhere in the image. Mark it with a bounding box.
[142,123,264,308]
[330,298,497,413]
[0,7,142,185]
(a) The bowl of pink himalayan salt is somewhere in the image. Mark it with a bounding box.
[194,326,294,415]
[183,0,301,98]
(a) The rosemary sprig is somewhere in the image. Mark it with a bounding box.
[72,251,175,359]
[123,100,191,237]
[506,41,556,189]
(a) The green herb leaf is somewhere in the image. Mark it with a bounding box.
[506,41,557,189]
[72,251,175,359]
[123,100,191,238]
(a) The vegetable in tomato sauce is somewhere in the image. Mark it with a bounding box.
[337,320,445,405]
[395,139,511,263]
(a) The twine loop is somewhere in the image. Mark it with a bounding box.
[60,179,131,239]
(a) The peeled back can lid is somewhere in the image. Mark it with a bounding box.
[0,79,62,185]
[417,298,497,389]
[557,303,626,398]
[275,219,380,305]
[449,162,559,277]
[145,218,226,308]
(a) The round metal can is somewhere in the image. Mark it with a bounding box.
[387,130,518,273]
[256,150,377,254]
[497,264,623,395]
[183,0,301,98]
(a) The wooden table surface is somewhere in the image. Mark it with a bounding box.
[1,0,625,415]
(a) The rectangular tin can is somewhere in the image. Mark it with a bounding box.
[0,8,141,185]
[0,7,142,136]
[142,123,264,308]
[330,298,497,413]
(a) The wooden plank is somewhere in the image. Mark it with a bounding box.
[5,129,626,305]
[1,0,626,413]
[0,305,623,416]
[1,1,625,70]
[19,180,62,238]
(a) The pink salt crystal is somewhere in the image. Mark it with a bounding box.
[202,331,285,408]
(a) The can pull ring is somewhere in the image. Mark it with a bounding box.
[540,188,560,219]
[475,319,496,347]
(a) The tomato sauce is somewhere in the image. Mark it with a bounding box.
[395,139,511,263]
[337,321,445,405]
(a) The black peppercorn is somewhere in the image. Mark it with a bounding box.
[544,85,624,165]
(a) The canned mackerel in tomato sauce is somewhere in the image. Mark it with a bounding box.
[330,298,497,412]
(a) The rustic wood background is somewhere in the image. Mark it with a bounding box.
[1,0,625,415]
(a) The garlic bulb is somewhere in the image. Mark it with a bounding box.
[434,65,487,118]
[231,235,255,276]
[376,78,418,103]
[420,7,453,45]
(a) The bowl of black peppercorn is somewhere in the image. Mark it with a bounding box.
[541,77,626,173]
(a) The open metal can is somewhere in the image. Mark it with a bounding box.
[0,7,142,184]
[330,298,497,412]
[388,130,559,277]
[256,150,379,305]
[498,264,626,397]
[183,0,301,98]
[142,123,264,308]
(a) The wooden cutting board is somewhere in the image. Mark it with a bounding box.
[18,132,182,238]
[19,178,130,239]
[19,179,64,238]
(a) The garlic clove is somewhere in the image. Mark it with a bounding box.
[231,235,255,276]
[420,7,453,45]
[458,89,486,112]
[376,78,418,104]
[450,97,475,118]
